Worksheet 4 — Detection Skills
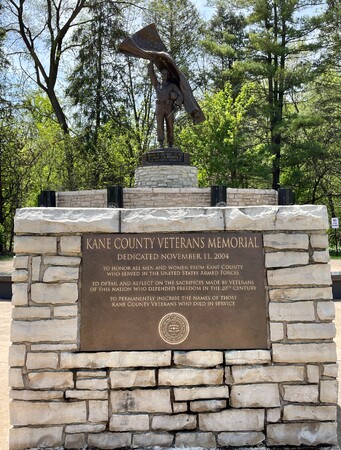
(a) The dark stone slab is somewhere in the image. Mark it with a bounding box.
[141,148,190,166]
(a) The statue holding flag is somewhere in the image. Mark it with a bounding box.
[118,24,205,151]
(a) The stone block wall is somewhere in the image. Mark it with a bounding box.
[56,187,277,208]
[10,205,337,449]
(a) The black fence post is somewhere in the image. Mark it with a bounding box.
[211,185,227,206]
[107,186,124,208]
[278,188,295,205]
[38,190,56,207]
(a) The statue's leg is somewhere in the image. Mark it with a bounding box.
[166,108,174,148]
[156,107,165,147]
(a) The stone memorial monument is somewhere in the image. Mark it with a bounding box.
[8,22,338,450]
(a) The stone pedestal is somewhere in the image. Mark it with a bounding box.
[134,165,198,188]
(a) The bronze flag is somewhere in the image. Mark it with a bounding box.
[118,23,205,124]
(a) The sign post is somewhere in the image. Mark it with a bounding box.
[331,218,339,256]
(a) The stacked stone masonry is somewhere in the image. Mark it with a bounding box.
[56,187,277,208]
[10,205,337,449]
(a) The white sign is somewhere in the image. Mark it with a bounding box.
[331,217,339,229]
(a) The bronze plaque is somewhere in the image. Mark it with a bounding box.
[80,232,268,351]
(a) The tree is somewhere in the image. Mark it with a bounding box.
[178,83,271,187]
[143,0,203,77]
[229,0,324,190]
[3,0,90,134]
[201,2,247,92]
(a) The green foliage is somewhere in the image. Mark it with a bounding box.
[179,83,271,187]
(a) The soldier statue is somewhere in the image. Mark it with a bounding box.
[147,62,184,148]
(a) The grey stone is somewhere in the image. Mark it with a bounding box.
[267,422,337,446]
[9,427,63,450]
[88,432,131,449]
[217,431,265,446]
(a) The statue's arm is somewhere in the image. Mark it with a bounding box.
[147,62,158,88]
[173,84,184,107]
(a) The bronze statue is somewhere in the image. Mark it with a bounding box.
[118,24,205,149]
[147,62,183,147]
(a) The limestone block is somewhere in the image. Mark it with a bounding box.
[173,402,188,413]
[111,389,172,413]
[121,208,224,233]
[174,386,229,401]
[267,408,281,423]
[32,343,77,351]
[8,344,26,367]
[311,234,329,249]
[263,233,309,250]
[272,343,336,363]
[269,301,315,322]
[225,350,271,365]
[317,301,335,320]
[11,283,28,306]
[26,352,58,370]
[174,350,223,367]
[270,322,284,341]
[12,269,28,282]
[53,305,78,317]
[88,432,131,449]
[265,251,309,268]
[190,399,226,412]
[8,368,24,388]
[320,380,338,403]
[110,369,155,388]
[283,405,336,421]
[199,408,265,432]
[307,365,320,383]
[232,365,304,383]
[313,250,330,263]
[10,401,87,425]
[287,323,335,340]
[159,368,223,386]
[14,207,120,234]
[31,283,78,304]
[282,384,319,402]
[230,383,280,408]
[151,414,197,431]
[267,422,337,446]
[225,367,233,383]
[224,205,328,231]
[10,390,64,400]
[88,400,108,422]
[175,432,216,448]
[11,318,78,343]
[60,236,81,254]
[60,351,171,369]
[14,235,57,254]
[217,431,265,446]
[65,424,106,433]
[43,266,79,282]
[44,255,81,266]
[267,264,331,287]
[13,255,29,269]
[9,426,63,450]
[77,370,107,378]
[28,371,74,389]
[65,390,108,400]
[65,433,86,449]
[132,432,173,448]
[323,364,338,378]
[275,205,329,230]
[12,306,51,320]
[76,378,108,390]
[31,256,41,281]
[110,414,149,431]
[269,287,332,301]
